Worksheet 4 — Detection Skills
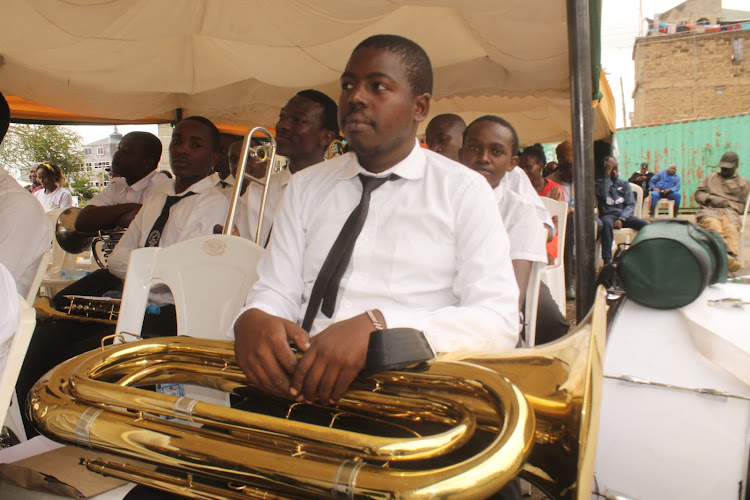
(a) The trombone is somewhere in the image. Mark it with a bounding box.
[223,127,280,245]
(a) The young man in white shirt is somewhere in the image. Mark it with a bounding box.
[75,131,172,232]
[53,117,229,325]
[459,115,548,308]
[108,117,229,290]
[236,89,339,244]
[459,116,569,345]
[233,35,518,406]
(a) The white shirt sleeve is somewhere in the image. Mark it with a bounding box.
[502,166,554,235]
[107,200,148,280]
[382,176,520,352]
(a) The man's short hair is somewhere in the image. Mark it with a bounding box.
[0,92,9,144]
[296,89,339,136]
[426,113,467,133]
[354,34,433,96]
[640,162,649,168]
[464,115,519,157]
[520,143,546,166]
[127,131,162,164]
[181,116,222,153]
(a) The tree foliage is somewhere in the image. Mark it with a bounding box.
[69,176,97,203]
[0,124,84,177]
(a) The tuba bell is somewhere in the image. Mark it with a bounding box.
[28,288,607,499]
[55,207,124,269]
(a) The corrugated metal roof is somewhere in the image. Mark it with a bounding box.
[615,114,750,209]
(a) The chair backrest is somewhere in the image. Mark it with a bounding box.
[629,183,644,218]
[0,295,36,423]
[540,197,568,267]
[115,235,264,340]
[523,262,545,347]
[25,251,51,305]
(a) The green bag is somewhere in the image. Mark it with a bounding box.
[614,219,728,309]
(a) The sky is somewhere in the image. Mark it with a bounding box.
[67,0,749,144]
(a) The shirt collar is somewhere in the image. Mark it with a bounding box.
[127,170,158,192]
[171,175,217,196]
[337,139,426,181]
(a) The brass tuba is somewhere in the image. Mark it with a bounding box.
[55,207,124,269]
[28,288,607,499]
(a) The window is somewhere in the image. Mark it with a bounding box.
[97,147,104,155]
[84,147,92,155]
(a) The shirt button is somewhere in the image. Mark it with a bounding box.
[344,301,352,308]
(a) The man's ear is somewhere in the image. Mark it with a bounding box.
[320,130,336,148]
[413,93,431,123]
[511,155,520,168]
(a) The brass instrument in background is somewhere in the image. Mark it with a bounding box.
[325,138,346,160]
[55,207,124,269]
[28,288,607,499]
[224,127,279,245]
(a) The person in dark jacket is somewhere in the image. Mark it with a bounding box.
[628,161,653,194]
[596,156,649,265]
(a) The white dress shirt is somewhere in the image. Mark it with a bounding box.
[0,263,19,374]
[88,170,172,207]
[502,166,554,235]
[108,176,229,304]
[494,185,548,264]
[239,141,520,352]
[236,168,291,244]
[33,186,73,212]
[0,169,53,298]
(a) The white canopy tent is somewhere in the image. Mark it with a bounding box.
[0,0,614,143]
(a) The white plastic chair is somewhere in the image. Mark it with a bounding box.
[539,198,568,317]
[613,183,644,247]
[650,195,675,218]
[116,234,264,340]
[39,209,98,298]
[522,262,544,347]
[115,235,264,406]
[739,194,750,268]
[0,295,37,443]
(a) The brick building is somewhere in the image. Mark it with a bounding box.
[81,128,121,189]
[632,0,750,126]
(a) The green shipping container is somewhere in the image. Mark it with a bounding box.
[615,114,750,210]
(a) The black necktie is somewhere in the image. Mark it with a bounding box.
[301,173,396,332]
[144,192,196,247]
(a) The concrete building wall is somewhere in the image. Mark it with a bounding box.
[633,31,750,125]
[658,0,722,25]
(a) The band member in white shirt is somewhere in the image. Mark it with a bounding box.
[75,131,172,232]
[233,35,518,406]
[236,89,339,244]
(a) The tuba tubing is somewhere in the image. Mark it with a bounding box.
[30,337,534,499]
[29,288,608,499]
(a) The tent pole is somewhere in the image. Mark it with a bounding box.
[567,0,597,321]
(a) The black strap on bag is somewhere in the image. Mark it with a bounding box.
[599,219,728,310]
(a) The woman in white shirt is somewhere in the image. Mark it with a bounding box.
[33,162,73,212]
